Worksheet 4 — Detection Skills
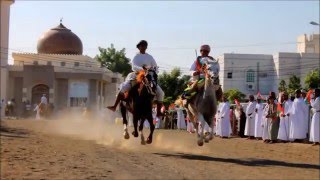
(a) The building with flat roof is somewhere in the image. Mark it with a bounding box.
[218,38,320,98]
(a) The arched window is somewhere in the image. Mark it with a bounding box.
[246,69,255,82]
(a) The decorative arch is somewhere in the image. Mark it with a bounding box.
[31,84,49,105]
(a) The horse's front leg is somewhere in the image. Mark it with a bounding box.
[139,118,146,145]
[204,117,214,143]
[197,113,206,146]
[120,102,129,139]
[146,115,155,144]
[132,115,139,138]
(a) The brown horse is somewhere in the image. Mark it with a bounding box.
[120,68,158,145]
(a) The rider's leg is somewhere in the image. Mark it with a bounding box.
[120,102,127,128]
[182,81,199,99]
[155,85,165,117]
[107,80,131,111]
[107,92,125,112]
[215,76,223,101]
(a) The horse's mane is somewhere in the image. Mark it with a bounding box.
[136,70,145,83]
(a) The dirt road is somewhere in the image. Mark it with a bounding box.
[1,119,319,179]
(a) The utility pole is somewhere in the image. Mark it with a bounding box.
[309,21,320,88]
[257,62,260,94]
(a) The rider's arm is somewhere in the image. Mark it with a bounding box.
[190,61,199,76]
[149,55,159,74]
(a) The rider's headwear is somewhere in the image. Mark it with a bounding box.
[200,45,211,52]
[136,40,148,48]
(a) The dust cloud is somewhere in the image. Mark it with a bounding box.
[39,109,212,154]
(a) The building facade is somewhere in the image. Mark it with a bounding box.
[218,46,320,97]
[297,34,320,54]
[7,22,122,115]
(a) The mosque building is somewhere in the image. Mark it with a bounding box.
[6,21,122,114]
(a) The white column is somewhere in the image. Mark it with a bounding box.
[0,0,14,119]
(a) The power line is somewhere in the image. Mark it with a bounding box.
[2,46,318,72]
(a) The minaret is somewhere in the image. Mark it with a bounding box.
[0,0,14,119]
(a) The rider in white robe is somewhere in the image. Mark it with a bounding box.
[245,95,256,137]
[278,94,292,141]
[219,98,231,137]
[309,89,320,144]
[254,98,264,138]
[288,90,308,140]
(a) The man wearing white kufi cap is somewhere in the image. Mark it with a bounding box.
[182,44,222,101]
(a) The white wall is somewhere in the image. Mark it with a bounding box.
[219,52,320,98]
[219,53,273,96]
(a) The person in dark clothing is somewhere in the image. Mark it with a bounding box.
[238,107,247,138]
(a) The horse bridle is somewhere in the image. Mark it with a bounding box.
[141,69,158,96]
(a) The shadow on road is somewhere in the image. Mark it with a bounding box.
[154,153,320,170]
[0,123,29,138]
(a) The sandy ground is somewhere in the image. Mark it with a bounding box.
[1,118,319,180]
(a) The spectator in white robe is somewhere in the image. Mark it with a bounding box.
[301,90,310,138]
[153,106,161,129]
[245,95,256,139]
[310,89,320,145]
[278,93,292,142]
[34,103,41,120]
[254,97,264,139]
[288,90,308,141]
[219,96,231,138]
[176,105,186,130]
[186,116,195,133]
[215,102,223,136]
[262,104,270,142]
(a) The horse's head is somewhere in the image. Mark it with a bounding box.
[201,57,220,84]
[136,67,158,96]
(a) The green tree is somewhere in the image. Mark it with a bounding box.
[158,68,190,106]
[304,69,320,89]
[95,44,132,77]
[288,75,301,95]
[278,79,287,93]
[223,89,246,103]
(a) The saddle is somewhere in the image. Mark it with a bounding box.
[182,80,223,102]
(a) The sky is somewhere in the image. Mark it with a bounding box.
[8,1,320,74]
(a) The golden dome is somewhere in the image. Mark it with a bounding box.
[37,23,83,55]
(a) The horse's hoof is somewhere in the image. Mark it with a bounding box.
[141,136,146,145]
[124,131,130,139]
[146,137,152,144]
[197,140,204,146]
[204,138,209,143]
[132,131,139,138]
[209,135,213,141]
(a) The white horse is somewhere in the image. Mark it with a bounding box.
[184,58,219,146]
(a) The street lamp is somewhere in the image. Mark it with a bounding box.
[310,21,320,26]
